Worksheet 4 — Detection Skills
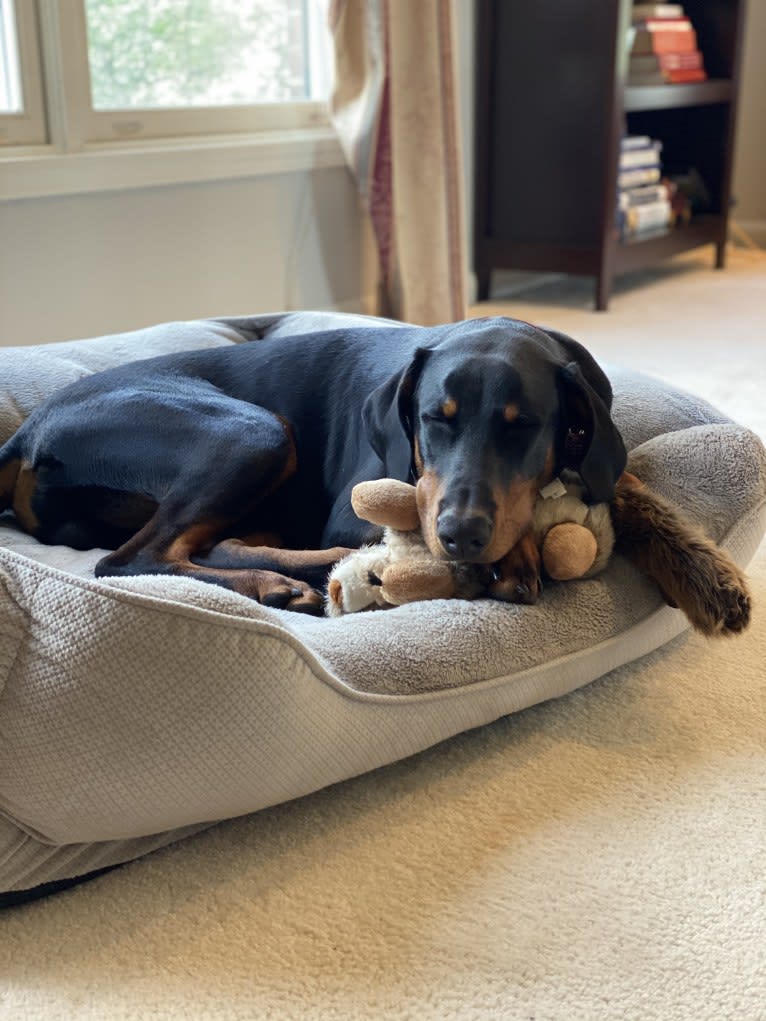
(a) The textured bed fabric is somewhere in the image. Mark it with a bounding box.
[0,312,765,893]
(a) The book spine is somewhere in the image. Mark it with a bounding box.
[618,184,670,209]
[629,68,708,85]
[629,51,704,71]
[620,134,654,150]
[623,199,673,235]
[631,27,698,54]
[618,166,662,189]
[639,17,693,30]
[619,143,662,169]
[663,68,707,83]
[631,4,684,19]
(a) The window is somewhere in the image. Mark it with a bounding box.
[1,1,22,112]
[0,0,46,144]
[0,0,331,149]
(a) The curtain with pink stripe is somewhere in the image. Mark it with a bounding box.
[328,0,467,325]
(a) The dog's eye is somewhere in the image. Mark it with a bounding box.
[422,409,455,426]
[505,414,537,430]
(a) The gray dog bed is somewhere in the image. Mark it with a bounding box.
[1,312,764,895]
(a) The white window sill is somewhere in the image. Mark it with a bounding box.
[0,127,347,202]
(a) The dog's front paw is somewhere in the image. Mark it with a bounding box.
[679,551,751,637]
[488,533,542,605]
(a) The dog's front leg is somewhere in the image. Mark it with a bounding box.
[487,530,542,605]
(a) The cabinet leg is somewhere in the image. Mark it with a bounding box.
[715,241,726,269]
[476,268,491,302]
[595,272,611,312]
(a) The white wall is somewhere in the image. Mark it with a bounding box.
[0,164,366,346]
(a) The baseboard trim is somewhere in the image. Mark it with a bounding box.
[731,219,766,248]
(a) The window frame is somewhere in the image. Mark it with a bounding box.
[0,0,47,145]
[0,0,343,201]
[52,0,329,147]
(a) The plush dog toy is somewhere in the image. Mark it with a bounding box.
[325,478,615,616]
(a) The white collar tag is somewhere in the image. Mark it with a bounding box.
[539,477,568,500]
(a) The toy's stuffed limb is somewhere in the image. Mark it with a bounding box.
[351,479,420,531]
[541,498,615,581]
[379,561,458,604]
[542,523,598,580]
[610,473,751,636]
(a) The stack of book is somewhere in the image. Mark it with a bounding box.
[617,135,673,239]
[628,3,707,84]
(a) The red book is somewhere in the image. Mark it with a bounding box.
[631,26,698,54]
[662,67,707,83]
[629,51,704,71]
[629,67,708,85]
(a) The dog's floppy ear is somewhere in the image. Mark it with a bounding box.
[361,349,428,481]
[540,326,626,502]
[542,326,615,410]
[556,359,627,504]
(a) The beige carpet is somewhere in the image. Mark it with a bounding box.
[2,249,765,1021]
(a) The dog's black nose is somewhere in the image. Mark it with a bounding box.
[437,512,492,561]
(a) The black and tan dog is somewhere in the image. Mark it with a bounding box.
[0,316,750,632]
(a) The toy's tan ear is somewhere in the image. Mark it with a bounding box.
[351,479,420,530]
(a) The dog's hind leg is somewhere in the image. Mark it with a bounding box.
[94,408,327,613]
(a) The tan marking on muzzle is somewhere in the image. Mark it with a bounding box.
[415,470,447,558]
[413,436,425,476]
[479,477,539,563]
[481,445,557,563]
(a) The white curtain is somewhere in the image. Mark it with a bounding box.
[328,0,467,325]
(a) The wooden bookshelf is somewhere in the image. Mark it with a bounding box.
[474,0,747,310]
[624,79,733,111]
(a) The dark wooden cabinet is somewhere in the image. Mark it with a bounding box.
[473,0,747,310]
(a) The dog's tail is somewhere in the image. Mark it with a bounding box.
[611,474,751,637]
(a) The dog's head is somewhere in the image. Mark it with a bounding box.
[362,317,626,564]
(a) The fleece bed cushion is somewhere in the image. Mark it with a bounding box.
[0,312,765,894]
